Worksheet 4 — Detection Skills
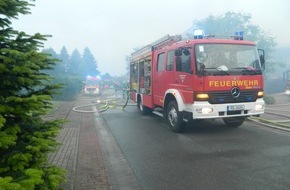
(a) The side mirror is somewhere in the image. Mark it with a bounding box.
[258,49,265,70]
[183,49,190,56]
[196,52,208,63]
[175,49,182,56]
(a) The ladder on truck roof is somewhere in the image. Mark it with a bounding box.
[131,34,182,58]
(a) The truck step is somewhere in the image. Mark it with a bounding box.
[153,111,190,123]
[152,110,163,117]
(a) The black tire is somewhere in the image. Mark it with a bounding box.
[137,98,152,115]
[166,101,185,133]
[223,117,245,127]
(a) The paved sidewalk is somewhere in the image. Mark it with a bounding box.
[48,93,139,190]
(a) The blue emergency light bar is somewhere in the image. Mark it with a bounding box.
[86,75,101,80]
[233,31,244,40]
[193,29,205,39]
[193,29,244,40]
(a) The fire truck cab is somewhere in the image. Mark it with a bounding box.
[130,31,265,132]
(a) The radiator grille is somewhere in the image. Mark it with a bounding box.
[208,90,258,104]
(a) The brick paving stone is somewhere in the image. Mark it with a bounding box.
[48,98,109,190]
[48,92,139,190]
[48,101,80,190]
[73,111,109,190]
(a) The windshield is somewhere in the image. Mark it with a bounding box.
[195,44,262,76]
[85,80,100,85]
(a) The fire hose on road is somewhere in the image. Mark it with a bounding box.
[249,102,290,131]
[248,116,290,131]
[72,91,136,113]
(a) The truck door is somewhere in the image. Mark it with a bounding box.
[153,51,176,107]
[173,48,194,104]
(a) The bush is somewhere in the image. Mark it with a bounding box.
[264,95,276,105]
[52,76,83,101]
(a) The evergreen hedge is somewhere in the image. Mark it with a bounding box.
[0,1,66,189]
[52,76,83,101]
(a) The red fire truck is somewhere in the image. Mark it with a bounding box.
[130,30,265,132]
[84,75,101,95]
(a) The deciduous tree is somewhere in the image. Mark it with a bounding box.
[187,11,277,75]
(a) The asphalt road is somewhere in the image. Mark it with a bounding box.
[101,105,290,190]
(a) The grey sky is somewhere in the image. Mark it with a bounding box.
[13,0,290,76]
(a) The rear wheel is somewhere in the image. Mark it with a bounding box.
[137,97,152,115]
[223,117,245,127]
[167,101,185,133]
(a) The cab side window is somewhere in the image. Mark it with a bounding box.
[157,53,165,72]
[166,50,174,71]
[176,48,191,73]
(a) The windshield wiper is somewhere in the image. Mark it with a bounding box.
[232,67,261,75]
[205,67,230,75]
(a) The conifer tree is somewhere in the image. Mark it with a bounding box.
[42,48,58,76]
[68,48,82,76]
[58,46,70,75]
[81,47,99,76]
[0,1,66,189]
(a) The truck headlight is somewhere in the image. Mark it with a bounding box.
[255,104,264,111]
[257,91,264,98]
[196,107,213,114]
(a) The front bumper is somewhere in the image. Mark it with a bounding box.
[84,88,100,95]
[190,98,265,119]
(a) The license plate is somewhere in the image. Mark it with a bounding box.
[227,105,245,111]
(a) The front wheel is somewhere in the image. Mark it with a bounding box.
[167,101,185,133]
[223,117,245,127]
